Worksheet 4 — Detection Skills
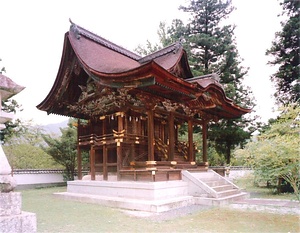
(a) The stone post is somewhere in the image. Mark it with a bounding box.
[0,74,37,233]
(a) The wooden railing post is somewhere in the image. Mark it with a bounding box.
[90,146,95,180]
[188,118,194,162]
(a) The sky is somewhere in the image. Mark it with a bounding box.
[0,0,283,125]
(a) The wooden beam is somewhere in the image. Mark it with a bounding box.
[154,107,203,125]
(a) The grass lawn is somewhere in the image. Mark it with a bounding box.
[234,175,298,201]
[21,186,299,233]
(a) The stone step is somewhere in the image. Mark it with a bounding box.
[194,192,248,206]
[203,180,228,187]
[190,172,215,179]
[212,184,234,192]
[216,189,240,198]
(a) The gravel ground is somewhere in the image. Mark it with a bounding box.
[122,205,213,222]
[122,198,300,220]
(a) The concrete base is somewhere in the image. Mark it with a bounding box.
[57,175,249,212]
[56,180,194,212]
[67,180,189,200]
[55,192,194,213]
[0,192,36,233]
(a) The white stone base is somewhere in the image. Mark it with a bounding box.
[55,192,194,212]
[0,211,36,233]
[67,180,189,200]
[0,192,36,233]
[57,180,194,212]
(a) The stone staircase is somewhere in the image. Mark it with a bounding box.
[182,169,248,206]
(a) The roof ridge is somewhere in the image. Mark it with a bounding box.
[69,20,141,61]
[138,42,182,64]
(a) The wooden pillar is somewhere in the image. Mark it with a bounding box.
[103,145,108,181]
[168,112,175,161]
[77,119,82,180]
[188,118,194,162]
[90,146,95,180]
[117,115,123,181]
[131,115,137,161]
[147,109,155,161]
[77,146,82,180]
[202,120,208,163]
[161,122,165,143]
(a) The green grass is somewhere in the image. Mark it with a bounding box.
[21,186,299,233]
[234,175,297,200]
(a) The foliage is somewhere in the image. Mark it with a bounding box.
[3,143,60,169]
[3,121,62,169]
[178,0,257,164]
[266,0,300,105]
[209,117,257,165]
[179,0,235,75]
[178,130,226,166]
[42,119,78,181]
[136,0,258,165]
[135,22,169,56]
[0,60,23,143]
[0,99,23,144]
[235,104,300,200]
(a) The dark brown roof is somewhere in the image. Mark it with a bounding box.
[68,22,193,78]
[37,22,250,120]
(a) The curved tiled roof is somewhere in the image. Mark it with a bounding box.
[37,22,250,119]
[68,22,192,78]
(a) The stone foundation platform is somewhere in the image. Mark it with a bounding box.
[55,180,194,212]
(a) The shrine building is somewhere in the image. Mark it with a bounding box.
[37,22,250,183]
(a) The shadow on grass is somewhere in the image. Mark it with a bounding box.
[21,186,299,233]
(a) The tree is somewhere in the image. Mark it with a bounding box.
[0,99,24,144]
[235,104,300,200]
[3,121,62,169]
[179,0,235,75]
[177,0,257,164]
[135,22,170,56]
[266,0,300,105]
[42,119,77,180]
[136,0,258,164]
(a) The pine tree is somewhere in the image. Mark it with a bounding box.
[177,0,256,164]
[136,0,258,164]
[266,0,300,105]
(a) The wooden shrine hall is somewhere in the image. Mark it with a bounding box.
[37,22,250,182]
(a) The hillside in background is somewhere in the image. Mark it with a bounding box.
[42,120,68,136]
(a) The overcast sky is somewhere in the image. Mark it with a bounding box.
[0,0,282,125]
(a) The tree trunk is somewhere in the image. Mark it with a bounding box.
[226,143,231,165]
